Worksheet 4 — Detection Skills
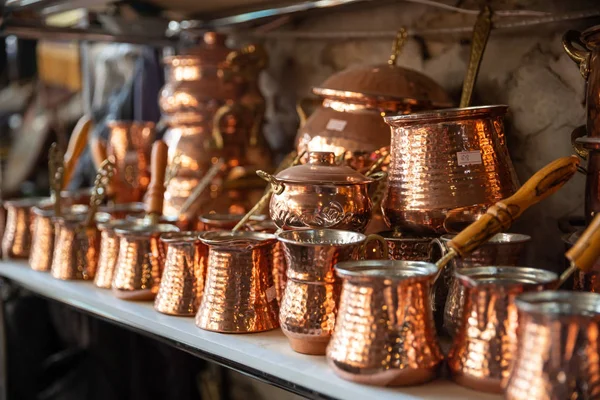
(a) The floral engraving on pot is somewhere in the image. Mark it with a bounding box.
[272,200,367,231]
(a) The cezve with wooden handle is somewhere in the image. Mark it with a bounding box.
[144,140,168,225]
[445,155,580,260]
[557,213,600,288]
[62,116,92,189]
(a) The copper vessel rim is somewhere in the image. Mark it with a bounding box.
[162,54,228,67]
[106,120,156,129]
[59,187,93,197]
[114,223,180,237]
[276,229,366,247]
[160,231,203,243]
[33,204,88,217]
[440,232,531,244]
[312,87,454,109]
[384,104,508,125]
[98,202,145,214]
[516,290,600,316]
[271,177,373,186]
[4,196,48,208]
[455,266,557,288]
[197,214,265,224]
[97,219,135,232]
[335,259,437,280]
[199,230,276,247]
[379,231,436,242]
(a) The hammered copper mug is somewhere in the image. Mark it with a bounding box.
[195,231,279,333]
[327,260,443,386]
[276,229,386,355]
[154,232,208,316]
[505,291,600,400]
[447,266,557,393]
[2,197,45,259]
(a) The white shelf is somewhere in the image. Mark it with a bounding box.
[0,260,500,400]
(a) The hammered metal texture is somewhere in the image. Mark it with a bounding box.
[112,233,169,301]
[382,106,519,234]
[379,232,433,261]
[440,233,531,336]
[506,291,600,400]
[29,210,55,272]
[277,229,364,354]
[155,232,208,316]
[327,261,442,386]
[51,219,100,281]
[94,227,120,288]
[2,201,35,259]
[448,267,557,393]
[195,232,279,333]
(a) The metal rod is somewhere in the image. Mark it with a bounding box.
[432,248,458,285]
[179,159,225,217]
[556,263,577,290]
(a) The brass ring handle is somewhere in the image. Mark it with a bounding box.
[563,30,591,79]
[360,234,389,260]
[256,170,284,195]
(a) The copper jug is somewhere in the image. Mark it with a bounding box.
[2,197,45,259]
[276,229,386,355]
[505,291,600,400]
[447,266,557,393]
[154,232,208,316]
[327,260,442,386]
[383,106,519,234]
[435,232,532,336]
[195,231,279,333]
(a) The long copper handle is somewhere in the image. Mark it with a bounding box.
[557,214,600,288]
[145,140,169,220]
[48,142,64,217]
[459,6,492,108]
[62,115,92,189]
[562,30,590,79]
[447,155,580,259]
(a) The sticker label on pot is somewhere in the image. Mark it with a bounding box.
[326,118,347,131]
[266,286,277,302]
[457,150,482,166]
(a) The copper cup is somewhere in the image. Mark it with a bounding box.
[447,266,557,393]
[154,232,208,316]
[436,233,531,336]
[50,213,101,280]
[195,231,279,333]
[276,229,385,355]
[379,231,434,261]
[505,291,600,400]
[2,197,45,259]
[30,204,88,272]
[112,223,179,301]
[327,260,443,386]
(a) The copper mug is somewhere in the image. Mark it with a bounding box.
[435,232,532,336]
[505,291,600,400]
[112,223,179,300]
[2,197,45,259]
[327,260,443,386]
[447,266,557,393]
[378,230,433,261]
[276,229,386,355]
[195,231,279,333]
[154,232,208,316]
[30,204,88,272]
[50,213,101,281]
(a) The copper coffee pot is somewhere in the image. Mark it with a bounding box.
[2,197,46,259]
[112,140,179,301]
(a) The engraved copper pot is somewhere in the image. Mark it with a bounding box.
[30,204,88,272]
[436,232,532,336]
[379,231,433,261]
[327,260,443,386]
[448,266,557,393]
[195,231,279,333]
[260,151,385,233]
[111,223,179,301]
[51,213,101,281]
[2,197,46,259]
[383,106,519,234]
[276,229,385,355]
[154,232,208,316]
[505,291,600,400]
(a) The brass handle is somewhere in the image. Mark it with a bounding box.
[359,234,389,260]
[459,6,492,108]
[84,159,115,227]
[256,170,284,195]
[388,28,408,66]
[563,30,590,79]
[62,115,92,189]
[571,125,589,161]
[566,213,600,273]
[145,140,169,218]
[448,155,580,257]
[212,102,249,150]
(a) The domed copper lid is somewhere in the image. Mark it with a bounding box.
[313,31,452,108]
[275,152,373,185]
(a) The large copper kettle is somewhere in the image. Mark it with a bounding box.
[296,31,452,167]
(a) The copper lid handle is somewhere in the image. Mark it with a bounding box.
[145,140,168,217]
[447,155,580,258]
[62,115,92,190]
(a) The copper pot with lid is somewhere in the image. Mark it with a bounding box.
[258,151,385,232]
[296,31,452,165]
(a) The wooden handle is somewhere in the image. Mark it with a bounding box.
[145,140,168,216]
[448,155,580,257]
[566,214,600,273]
[90,136,107,170]
[62,115,92,189]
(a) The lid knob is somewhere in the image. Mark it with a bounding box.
[307,151,336,166]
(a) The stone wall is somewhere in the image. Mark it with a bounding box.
[249,0,600,269]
